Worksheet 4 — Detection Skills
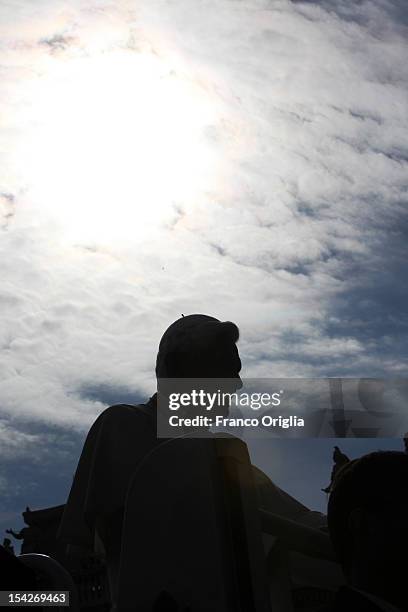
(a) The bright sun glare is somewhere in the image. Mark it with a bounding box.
[18,50,219,244]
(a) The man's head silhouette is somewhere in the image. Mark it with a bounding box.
[155,314,242,419]
[156,314,242,381]
[327,451,408,611]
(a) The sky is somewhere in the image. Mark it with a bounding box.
[0,0,407,546]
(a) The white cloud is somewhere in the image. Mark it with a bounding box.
[0,420,43,461]
[0,0,407,445]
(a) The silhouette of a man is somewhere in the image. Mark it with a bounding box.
[326,451,408,612]
[57,314,326,609]
[57,314,242,607]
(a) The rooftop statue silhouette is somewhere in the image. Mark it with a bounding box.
[322,446,350,494]
[5,526,42,554]
[56,314,327,610]
[6,528,24,541]
[324,451,408,612]
[2,538,14,556]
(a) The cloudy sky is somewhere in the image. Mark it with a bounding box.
[0,0,407,545]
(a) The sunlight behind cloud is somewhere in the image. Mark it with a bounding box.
[17,49,221,244]
[0,0,407,433]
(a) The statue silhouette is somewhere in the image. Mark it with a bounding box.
[57,315,243,609]
[6,526,42,553]
[322,446,350,494]
[57,314,326,610]
[325,451,408,611]
[6,528,24,540]
[2,538,14,555]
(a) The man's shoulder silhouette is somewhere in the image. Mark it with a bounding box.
[92,395,156,426]
[57,395,158,551]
